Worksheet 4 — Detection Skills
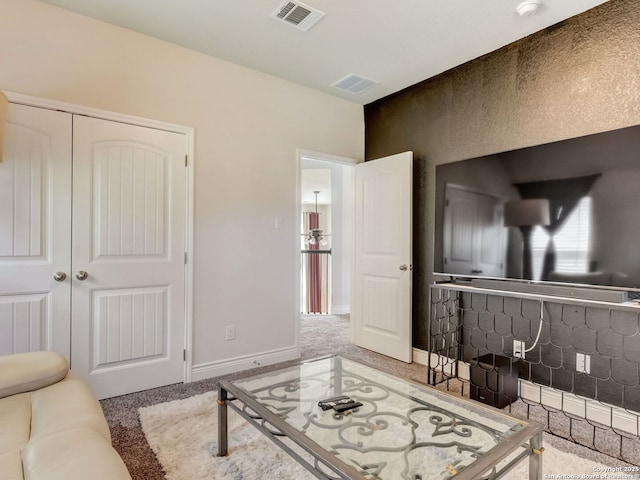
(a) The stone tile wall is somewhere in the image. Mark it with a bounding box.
[430,287,640,412]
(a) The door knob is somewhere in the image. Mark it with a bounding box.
[399,264,408,271]
[53,272,66,282]
[76,270,88,281]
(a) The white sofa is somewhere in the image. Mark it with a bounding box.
[0,351,131,480]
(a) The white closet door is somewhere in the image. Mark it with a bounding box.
[71,115,187,399]
[0,104,72,359]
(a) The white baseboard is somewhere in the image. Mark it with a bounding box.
[412,348,465,378]
[190,346,299,382]
[412,348,429,366]
[519,379,640,435]
[330,305,350,315]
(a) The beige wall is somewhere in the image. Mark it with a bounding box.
[364,0,640,350]
[0,0,364,372]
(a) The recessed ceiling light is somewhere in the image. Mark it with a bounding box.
[516,0,541,17]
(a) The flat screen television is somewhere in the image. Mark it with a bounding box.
[433,124,640,295]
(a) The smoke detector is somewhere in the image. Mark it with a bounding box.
[271,1,325,31]
[516,0,541,17]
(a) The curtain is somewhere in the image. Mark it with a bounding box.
[514,174,600,281]
[302,212,331,313]
[301,212,331,313]
[307,211,321,313]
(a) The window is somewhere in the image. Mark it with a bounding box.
[531,196,592,281]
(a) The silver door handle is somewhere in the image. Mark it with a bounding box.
[54,272,66,282]
[399,264,408,271]
[76,270,88,281]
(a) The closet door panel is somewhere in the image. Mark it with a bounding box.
[0,104,72,358]
[72,115,187,399]
[0,294,48,353]
[93,143,167,258]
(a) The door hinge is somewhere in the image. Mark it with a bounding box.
[446,199,449,207]
[185,154,188,167]
[183,349,186,361]
[184,252,188,264]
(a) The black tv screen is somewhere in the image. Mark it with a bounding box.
[433,124,640,292]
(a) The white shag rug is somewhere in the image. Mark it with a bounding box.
[139,392,613,480]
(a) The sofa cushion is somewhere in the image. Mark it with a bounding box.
[0,352,131,480]
[21,428,131,480]
[0,449,24,480]
[0,393,31,479]
[0,352,68,399]
[30,371,110,441]
[0,392,30,454]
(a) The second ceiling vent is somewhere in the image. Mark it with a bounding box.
[332,73,378,94]
[271,1,325,31]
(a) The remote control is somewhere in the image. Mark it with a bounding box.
[332,401,363,413]
[318,395,351,411]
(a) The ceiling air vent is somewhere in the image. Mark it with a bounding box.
[271,1,325,31]
[332,74,378,94]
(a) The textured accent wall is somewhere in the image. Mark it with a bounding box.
[364,0,640,351]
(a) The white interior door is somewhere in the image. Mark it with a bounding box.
[353,152,412,363]
[443,186,477,274]
[0,104,72,359]
[71,115,187,399]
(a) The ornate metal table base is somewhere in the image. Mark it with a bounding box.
[218,356,543,480]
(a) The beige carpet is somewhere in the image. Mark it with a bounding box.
[140,391,616,480]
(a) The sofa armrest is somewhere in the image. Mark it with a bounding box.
[0,351,69,399]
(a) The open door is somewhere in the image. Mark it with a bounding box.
[353,152,412,362]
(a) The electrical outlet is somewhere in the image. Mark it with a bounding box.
[576,353,591,374]
[513,340,525,359]
[225,325,236,341]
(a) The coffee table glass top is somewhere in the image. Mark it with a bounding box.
[226,356,536,480]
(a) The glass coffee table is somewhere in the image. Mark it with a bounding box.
[217,356,543,480]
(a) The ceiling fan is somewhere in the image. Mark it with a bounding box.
[303,190,330,246]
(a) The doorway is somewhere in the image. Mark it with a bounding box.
[298,151,355,319]
[301,172,332,314]
[297,150,413,364]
